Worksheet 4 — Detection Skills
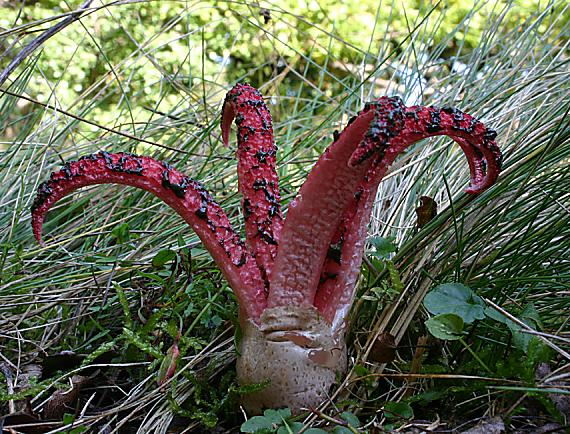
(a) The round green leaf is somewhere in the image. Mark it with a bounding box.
[152,249,177,267]
[240,416,274,433]
[277,422,305,434]
[423,283,485,323]
[331,428,353,434]
[383,401,414,420]
[264,408,291,424]
[369,236,397,259]
[340,411,360,427]
[426,313,465,340]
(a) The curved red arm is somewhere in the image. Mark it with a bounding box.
[31,152,267,321]
[348,104,501,193]
[269,96,502,317]
[222,83,283,284]
[315,104,502,325]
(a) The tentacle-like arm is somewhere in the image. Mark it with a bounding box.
[351,105,502,190]
[315,104,502,326]
[314,165,382,328]
[222,83,283,283]
[267,98,407,308]
[31,152,267,321]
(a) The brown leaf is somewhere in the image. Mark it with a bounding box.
[157,343,180,386]
[42,375,89,420]
[369,332,397,363]
[415,196,438,229]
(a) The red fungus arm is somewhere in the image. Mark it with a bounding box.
[314,169,381,328]
[31,152,267,321]
[351,105,502,191]
[315,105,502,325]
[268,98,407,308]
[221,83,283,283]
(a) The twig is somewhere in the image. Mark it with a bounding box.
[0,0,95,88]
[352,373,523,384]
[0,363,15,414]
[484,298,570,361]
[306,408,360,434]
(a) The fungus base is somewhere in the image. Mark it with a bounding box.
[237,306,347,414]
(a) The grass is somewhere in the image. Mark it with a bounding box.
[1,0,569,432]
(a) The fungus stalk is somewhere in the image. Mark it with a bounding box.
[32,84,502,414]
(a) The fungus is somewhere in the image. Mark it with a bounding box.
[32,83,502,414]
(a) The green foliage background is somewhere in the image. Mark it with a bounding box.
[1,0,566,130]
